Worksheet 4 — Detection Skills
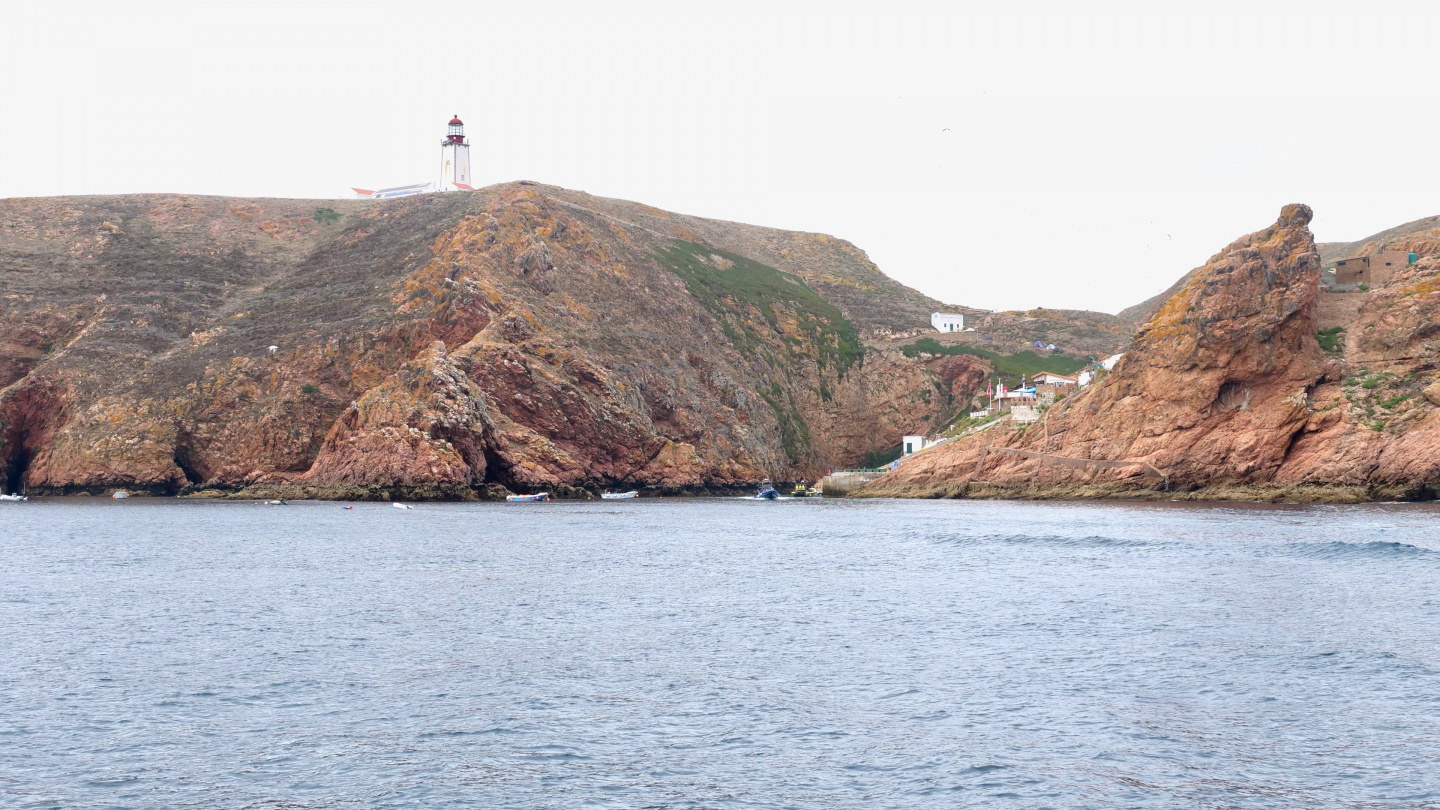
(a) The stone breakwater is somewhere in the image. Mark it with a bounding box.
[817,470,888,496]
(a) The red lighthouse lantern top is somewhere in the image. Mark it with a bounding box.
[446,115,466,144]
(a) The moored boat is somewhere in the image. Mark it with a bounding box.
[601,491,638,500]
[112,490,129,500]
[506,492,550,503]
[0,493,26,502]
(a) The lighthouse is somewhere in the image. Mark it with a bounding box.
[351,115,476,198]
[440,115,472,191]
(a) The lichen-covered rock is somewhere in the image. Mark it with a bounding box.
[303,342,492,488]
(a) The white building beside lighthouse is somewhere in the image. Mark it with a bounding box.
[352,115,475,199]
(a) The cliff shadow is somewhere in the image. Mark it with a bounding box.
[172,430,209,487]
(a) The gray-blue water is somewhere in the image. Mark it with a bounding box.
[2,498,1439,808]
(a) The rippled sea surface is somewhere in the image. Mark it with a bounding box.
[3,498,1440,808]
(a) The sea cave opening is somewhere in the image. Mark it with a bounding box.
[4,445,32,495]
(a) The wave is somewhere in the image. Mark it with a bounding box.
[1283,540,1435,559]
[935,533,1154,550]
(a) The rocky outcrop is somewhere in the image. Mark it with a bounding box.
[0,185,970,497]
[303,342,494,491]
[928,354,991,401]
[864,204,1339,498]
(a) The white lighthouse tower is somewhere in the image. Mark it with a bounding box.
[440,115,472,191]
[351,115,475,199]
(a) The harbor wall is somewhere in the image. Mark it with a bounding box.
[820,470,889,496]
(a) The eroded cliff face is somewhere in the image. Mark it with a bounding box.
[1275,223,1440,492]
[865,204,1340,497]
[0,184,965,497]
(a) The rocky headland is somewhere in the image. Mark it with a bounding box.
[861,204,1440,502]
[3,183,1069,499]
[14,187,1429,504]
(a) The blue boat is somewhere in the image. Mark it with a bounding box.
[506,492,550,503]
[755,483,780,500]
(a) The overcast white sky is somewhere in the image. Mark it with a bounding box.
[2,1,1435,313]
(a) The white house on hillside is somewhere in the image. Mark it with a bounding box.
[931,312,965,333]
[902,435,937,456]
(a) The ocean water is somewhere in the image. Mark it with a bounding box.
[1,497,1439,809]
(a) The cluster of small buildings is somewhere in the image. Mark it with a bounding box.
[949,354,1120,431]
[895,369,1080,459]
[897,370,1097,458]
[895,310,1131,461]
[968,371,1078,419]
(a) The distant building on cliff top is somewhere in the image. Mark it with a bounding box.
[352,115,474,200]
[931,312,965,333]
[1335,250,1417,286]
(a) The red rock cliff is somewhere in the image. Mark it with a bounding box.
[0,185,968,497]
[866,204,1338,497]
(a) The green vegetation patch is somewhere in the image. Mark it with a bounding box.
[313,207,341,224]
[759,382,812,462]
[1317,326,1345,356]
[899,337,1089,386]
[858,442,903,469]
[1339,367,1421,436]
[654,240,863,377]
[939,411,999,436]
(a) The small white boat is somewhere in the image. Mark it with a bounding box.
[392,502,414,510]
[265,499,287,505]
[112,490,129,500]
[505,493,550,503]
[601,491,638,500]
[0,493,26,502]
